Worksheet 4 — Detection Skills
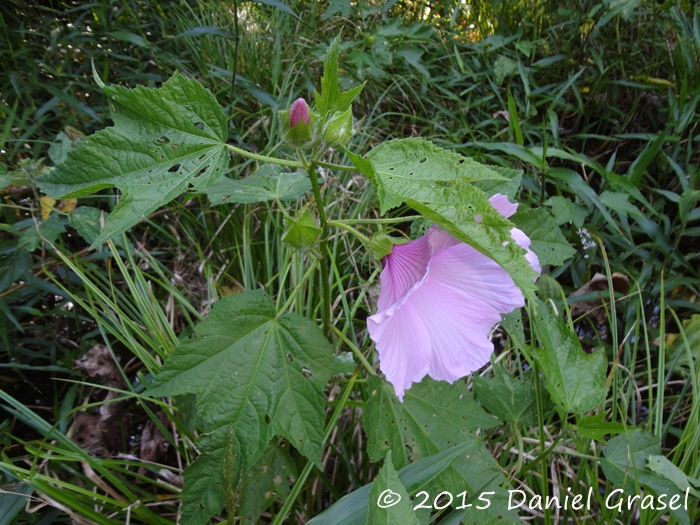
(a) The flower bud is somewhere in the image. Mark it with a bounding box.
[289,98,310,127]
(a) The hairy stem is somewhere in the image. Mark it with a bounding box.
[305,158,332,337]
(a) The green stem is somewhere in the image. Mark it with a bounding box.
[328,324,376,376]
[305,159,332,337]
[332,215,423,225]
[327,220,370,244]
[316,160,357,172]
[225,143,303,168]
[270,367,360,525]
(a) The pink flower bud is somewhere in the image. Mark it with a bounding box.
[289,97,310,127]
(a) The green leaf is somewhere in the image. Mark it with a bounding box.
[0,163,11,190]
[38,72,229,247]
[148,290,334,525]
[368,138,509,214]
[0,248,31,293]
[368,138,538,300]
[646,455,700,498]
[494,56,517,85]
[307,443,470,525]
[545,196,588,228]
[501,309,525,344]
[18,215,67,251]
[572,412,628,441]
[344,148,377,186]
[368,232,409,261]
[679,190,700,227]
[601,431,690,525]
[205,164,311,205]
[69,207,109,245]
[532,300,608,414]
[239,443,298,525]
[536,273,562,303]
[0,481,33,525]
[323,106,354,146]
[472,369,538,426]
[282,210,322,249]
[323,0,352,19]
[175,26,237,41]
[626,131,666,185]
[48,130,85,165]
[332,352,357,376]
[315,37,365,119]
[599,191,642,218]
[251,0,300,19]
[363,377,520,523]
[150,290,333,463]
[473,165,522,200]
[367,451,420,525]
[511,208,575,266]
[178,451,226,525]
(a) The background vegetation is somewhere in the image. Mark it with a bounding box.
[1,0,699,523]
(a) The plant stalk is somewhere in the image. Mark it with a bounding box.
[306,160,332,336]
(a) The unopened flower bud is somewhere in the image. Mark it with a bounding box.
[289,98,310,127]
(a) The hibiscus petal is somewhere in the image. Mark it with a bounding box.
[489,193,518,218]
[367,302,431,400]
[407,277,499,383]
[426,242,525,313]
[510,227,541,275]
[377,234,431,311]
[426,225,460,255]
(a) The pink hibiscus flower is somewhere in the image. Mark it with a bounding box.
[367,194,541,400]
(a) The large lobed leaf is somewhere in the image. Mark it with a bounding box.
[148,290,334,525]
[39,72,229,247]
[363,376,521,524]
[532,300,608,414]
[367,138,538,300]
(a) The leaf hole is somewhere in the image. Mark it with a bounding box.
[475,214,482,223]
[168,164,181,173]
[388,167,394,171]
[457,158,465,166]
[286,353,294,362]
[418,157,427,164]
[199,154,206,160]
[157,136,170,144]
[194,121,204,130]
